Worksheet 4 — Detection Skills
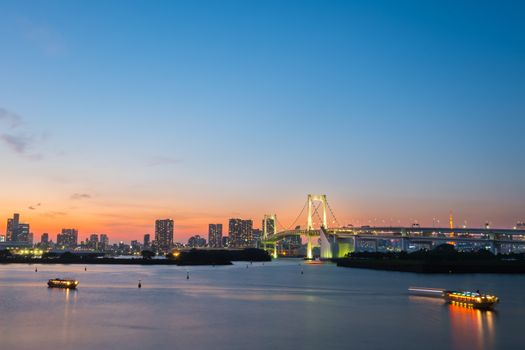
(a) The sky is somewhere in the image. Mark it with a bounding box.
[0,0,524,243]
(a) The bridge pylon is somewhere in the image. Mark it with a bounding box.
[262,214,277,240]
[307,194,328,231]
[306,194,328,259]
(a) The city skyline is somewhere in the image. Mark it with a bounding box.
[2,205,524,245]
[1,0,524,241]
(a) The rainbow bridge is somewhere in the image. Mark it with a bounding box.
[260,195,525,259]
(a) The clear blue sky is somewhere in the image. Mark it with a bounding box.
[0,0,524,240]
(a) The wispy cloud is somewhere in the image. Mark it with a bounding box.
[0,108,23,128]
[146,156,182,167]
[1,134,33,153]
[0,107,44,160]
[28,202,42,210]
[70,193,92,200]
[16,16,67,56]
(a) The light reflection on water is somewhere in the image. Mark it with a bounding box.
[0,260,524,350]
[449,305,496,350]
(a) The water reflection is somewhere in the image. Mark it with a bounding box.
[449,304,496,349]
[0,261,524,350]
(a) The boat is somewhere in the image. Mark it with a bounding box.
[444,290,499,309]
[408,287,499,309]
[47,278,79,289]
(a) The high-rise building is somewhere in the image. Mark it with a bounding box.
[228,218,253,248]
[57,229,78,248]
[229,219,241,248]
[6,213,30,243]
[41,233,49,244]
[143,234,151,248]
[100,234,109,250]
[208,224,223,248]
[6,213,19,242]
[89,234,99,250]
[155,219,174,253]
[252,228,262,246]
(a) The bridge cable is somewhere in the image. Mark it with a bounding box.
[275,218,287,231]
[285,199,308,231]
[326,200,341,228]
[311,202,324,228]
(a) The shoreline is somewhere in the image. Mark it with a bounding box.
[0,248,271,266]
[0,257,232,266]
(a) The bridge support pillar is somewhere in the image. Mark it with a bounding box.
[306,236,313,259]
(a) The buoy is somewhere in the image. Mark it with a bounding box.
[138,280,142,288]
[84,267,87,271]
[186,272,189,280]
[301,270,304,275]
[35,267,38,272]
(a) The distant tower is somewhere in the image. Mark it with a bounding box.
[449,211,454,237]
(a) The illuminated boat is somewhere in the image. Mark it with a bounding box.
[444,290,499,309]
[409,287,499,309]
[47,278,79,289]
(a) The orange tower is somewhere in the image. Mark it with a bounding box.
[449,211,454,237]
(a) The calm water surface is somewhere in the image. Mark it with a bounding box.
[1,259,524,350]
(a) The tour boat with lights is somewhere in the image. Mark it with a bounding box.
[408,287,499,309]
[444,290,499,309]
[47,278,79,289]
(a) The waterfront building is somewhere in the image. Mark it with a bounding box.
[57,229,78,248]
[229,218,253,248]
[6,213,30,243]
[144,233,151,248]
[41,233,49,244]
[208,224,223,248]
[155,219,174,253]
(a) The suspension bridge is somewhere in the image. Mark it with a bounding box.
[260,194,525,259]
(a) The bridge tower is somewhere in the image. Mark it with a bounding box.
[262,214,277,240]
[262,214,277,258]
[306,194,328,259]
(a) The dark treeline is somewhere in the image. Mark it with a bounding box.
[168,248,271,265]
[336,244,525,273]
[0,248,271,266]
